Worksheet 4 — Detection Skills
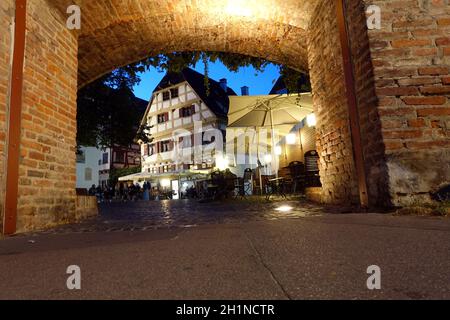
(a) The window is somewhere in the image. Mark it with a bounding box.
[170,88,179,98]
[85,168,92,181]
[102,153,109,164]
[163,91,170,101]
[179,105,195,118]
[157,113,169,124]
[114,151,125,163]
[76,150,85,163]
[159,140,172,153]
[148,144,155,156]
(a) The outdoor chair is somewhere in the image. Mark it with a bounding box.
[209,170,227,199]
[235,168,253,198]
[304,151,321,187]
[289,161,306,193]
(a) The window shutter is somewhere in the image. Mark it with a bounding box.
[169,140,174,152]
[191,105,195,114]
[179,108,182,118]
[165,113,169,122]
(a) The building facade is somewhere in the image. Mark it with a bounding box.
[76,145,142,190]
[138,68,236,194]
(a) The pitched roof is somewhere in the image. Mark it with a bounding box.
[132,96,148,117]
[269,74,311,95]
[154,68,237,118]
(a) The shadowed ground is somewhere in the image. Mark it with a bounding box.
[0,199,449,299]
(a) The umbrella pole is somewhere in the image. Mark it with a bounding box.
[269,107,278,178]
[254,126,263,195]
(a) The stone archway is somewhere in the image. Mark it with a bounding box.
[1,0,449,234]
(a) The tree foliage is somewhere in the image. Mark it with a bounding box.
[109,166,141,186]
[77,71,144,148]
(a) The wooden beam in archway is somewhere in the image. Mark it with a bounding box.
[335,0,369,208]
[3,0,26,235]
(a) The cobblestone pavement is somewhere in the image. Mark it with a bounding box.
[28,197,330,235]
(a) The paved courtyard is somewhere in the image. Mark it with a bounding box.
[0,199,449,299]
[28,198,328,235]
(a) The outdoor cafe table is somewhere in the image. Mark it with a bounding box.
[195,177,242,200]
[266,177,288,200]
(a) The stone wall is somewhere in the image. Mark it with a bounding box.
[366,0,450,206]
[307,0,360,205]
[0,0,13,231]
[15,0,78,232]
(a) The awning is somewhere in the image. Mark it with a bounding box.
[118,169,213,182]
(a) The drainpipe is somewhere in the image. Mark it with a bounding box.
[335,0,369,208]
[3,0,27,235]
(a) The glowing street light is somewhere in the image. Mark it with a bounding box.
[264,154,272,164]
[216,156,229,171]
[275,146,282,156]
[286,133,296,145]
[306,113,317,127]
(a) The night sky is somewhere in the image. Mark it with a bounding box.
[132,60,281,101]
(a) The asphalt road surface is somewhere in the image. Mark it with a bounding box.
[0,209,449,299]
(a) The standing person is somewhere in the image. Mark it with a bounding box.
[134,183,141,201]
[119,183,124,201]
[88,184,96,196]
[143,181,150,201]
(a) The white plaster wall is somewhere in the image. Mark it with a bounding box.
[76,147,104,189]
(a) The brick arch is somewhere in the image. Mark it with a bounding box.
[77,20,309,88]
[4,0,448,234]
[1,0,371,234]
[46,0,317,87]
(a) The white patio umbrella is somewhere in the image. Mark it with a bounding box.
[228,93,314,129]
[228,93,314,182]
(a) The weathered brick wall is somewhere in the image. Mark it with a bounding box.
[345,1,391,207]
[307,0,360,205]
[366,0,450,206]
[15,0,78,232]
[0,0,13,230]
